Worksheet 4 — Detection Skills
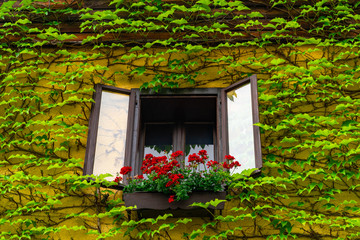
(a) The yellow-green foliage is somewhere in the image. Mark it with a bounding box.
[1,0,360,239]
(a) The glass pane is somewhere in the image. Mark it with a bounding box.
[144,124,173,157]
[93,90,129,181]
[227,83,255,173]
[185,124,214,171]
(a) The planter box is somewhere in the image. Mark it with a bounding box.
[123,191,226,210]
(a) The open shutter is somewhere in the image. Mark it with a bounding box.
[221,75,262,173]
[127,89,141,177]
[83,85,133,181]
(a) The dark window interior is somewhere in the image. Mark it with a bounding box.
[185,124,213,145]
[140,96,217,159]
[144,124,174,153]
[141,97,216,122]
[185,124,215,164]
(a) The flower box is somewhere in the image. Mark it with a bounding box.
[123,191,226,210]
[117,150,239,219]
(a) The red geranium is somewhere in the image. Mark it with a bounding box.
[166,173,184,187]
[224,155,235,161]
[198,150,207,156]
[122,150,242,203]
[145,153,154,160]
[223,162,230,169]
[229,161,241,168]
[171,150,184,158]
[188,153,203,163]
[114,176,122,183]
[206,160,219,168]
[120,166,132,175]
[168,195,175,203]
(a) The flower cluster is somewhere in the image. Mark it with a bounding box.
[117,150,240,203]
[141,151,181,181]
[114,176,122,183]
[120,166,132,175]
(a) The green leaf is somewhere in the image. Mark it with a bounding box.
[129,46,143,52]
[171,18,188,25]
[271,58,286,65]
[130,66,146,75]
[189,199,226,208]
[280,137,298,143]
[247,12,264,18]
[176,218,192,224]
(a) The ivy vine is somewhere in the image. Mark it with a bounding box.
[0,0,360,239]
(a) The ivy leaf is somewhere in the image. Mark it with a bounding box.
[341,120,358,126]
[171,18,188,25]
[176,218,192,224]
[183,34,200,39]
[247,12,264,18]
[271,58,286,65]
[189,229,205,239]
[152,58,166,65]
[280,137,298,143]
[270,17,286,24]
[189,199,226,208]
[110,0,125,7]
[212,22,229,29]
[129,46,143,52]
[130,66,146,75]
[144,5,158,12]
[196,0,211,5]
[185,44,208,53]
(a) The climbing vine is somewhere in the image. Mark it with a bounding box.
[0,0,360,239]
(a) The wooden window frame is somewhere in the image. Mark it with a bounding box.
[130,88,221,175]
[137,96,219,172]
[221,75,262,169]
[83,74,262,178]
[83,84,134,176]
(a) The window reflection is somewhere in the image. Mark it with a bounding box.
[144,124,173,156]
[93,91,129,180]
[185,124,214,171]
[227,83,256,173]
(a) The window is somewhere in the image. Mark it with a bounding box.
[139,95,217,169]
[83,75,262,179]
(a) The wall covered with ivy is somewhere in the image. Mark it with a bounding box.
[1,0,360,239]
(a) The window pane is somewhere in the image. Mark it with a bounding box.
[185,124,214,171]
[144,124,173,156]
[93,91,129,180]
[227,83,256,173]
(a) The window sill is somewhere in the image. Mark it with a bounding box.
[123,191,226,219]
[124,191,226,210]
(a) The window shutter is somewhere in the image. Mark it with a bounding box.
[83,85,133,181]
[221,75,262,172]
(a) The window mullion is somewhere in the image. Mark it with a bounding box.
[129,90,141,177]
[216,89,222,162]
[173,122,185,166]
